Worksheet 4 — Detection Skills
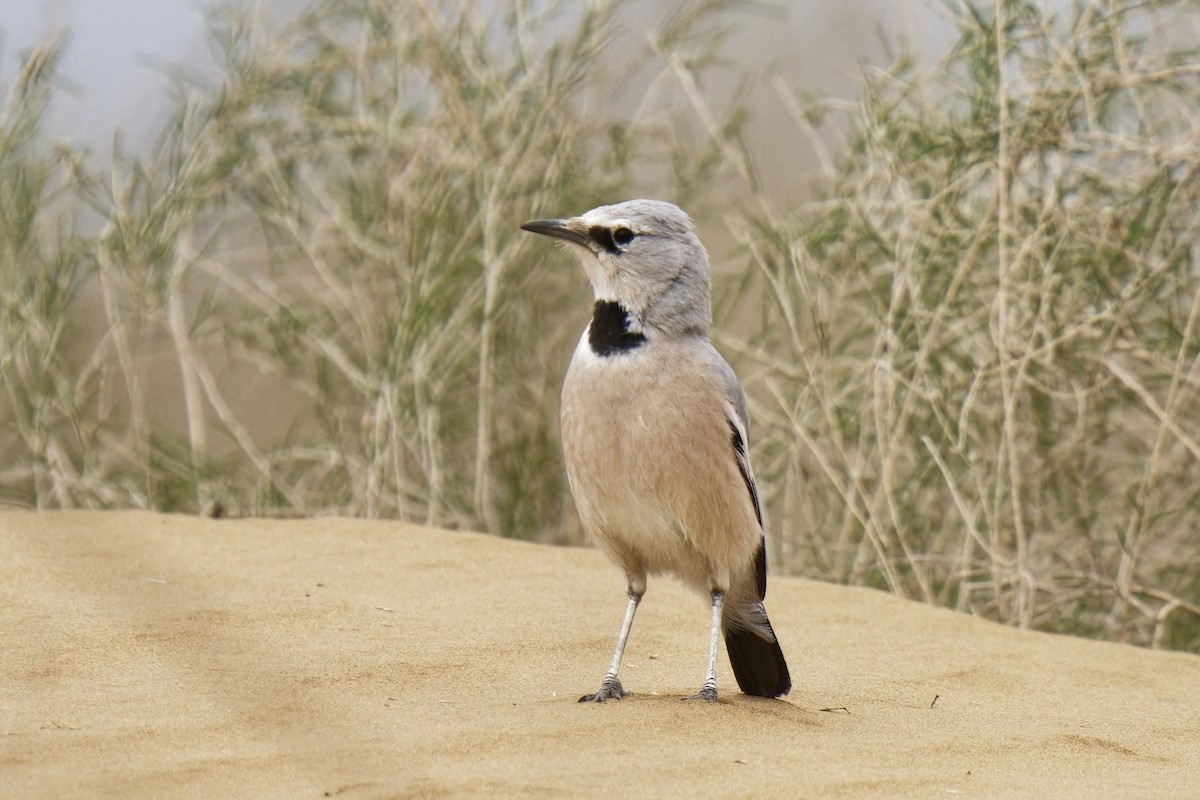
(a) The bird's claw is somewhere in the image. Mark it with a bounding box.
[579,676,628,703]
[683,685,718,703]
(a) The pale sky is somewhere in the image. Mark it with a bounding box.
[0,0,953,160]
[1,0,210,148]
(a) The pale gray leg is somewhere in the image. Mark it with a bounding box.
[685,590,724,703]
[580,587,642,703]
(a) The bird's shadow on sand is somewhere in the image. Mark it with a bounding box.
[571,691,826,727]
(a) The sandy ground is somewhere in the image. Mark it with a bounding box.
[2,510,1198,799]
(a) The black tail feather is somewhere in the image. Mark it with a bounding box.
[724,619,791,698]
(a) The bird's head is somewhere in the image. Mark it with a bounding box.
[521,199,712,338]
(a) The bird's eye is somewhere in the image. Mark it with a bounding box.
[612,227,635,246]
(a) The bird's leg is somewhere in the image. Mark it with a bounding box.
[579,582,644,703]
[685,589,724,703]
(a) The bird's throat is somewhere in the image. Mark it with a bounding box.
[588,300,646,357]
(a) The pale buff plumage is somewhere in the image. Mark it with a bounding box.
[522,199,790,703]
[561,339,759,603]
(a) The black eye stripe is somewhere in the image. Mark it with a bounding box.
[588,225,635,253]
[588,225,617,253]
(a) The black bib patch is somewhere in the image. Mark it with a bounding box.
[589,300,646,356]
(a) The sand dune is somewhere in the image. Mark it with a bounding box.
[2,510,1197,798]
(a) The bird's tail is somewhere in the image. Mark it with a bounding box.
[723,603,791,698]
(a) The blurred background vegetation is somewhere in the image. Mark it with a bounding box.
[1,0,1198,651]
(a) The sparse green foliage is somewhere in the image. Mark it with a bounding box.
[2,1,649,528]
[0,39,98,506]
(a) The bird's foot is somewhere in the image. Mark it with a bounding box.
[683,684,718,703]
[579,676,628,703]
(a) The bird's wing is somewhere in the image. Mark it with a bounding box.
[716,356,763,531]
[714,353,770,602]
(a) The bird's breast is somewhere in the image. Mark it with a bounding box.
[559,336,760,582]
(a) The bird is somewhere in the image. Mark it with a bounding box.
[520,199,791,703]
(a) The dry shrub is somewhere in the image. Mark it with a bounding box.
[2,0,1197,650]
[732,0,1200,648]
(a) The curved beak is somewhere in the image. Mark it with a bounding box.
[520,217,592,249]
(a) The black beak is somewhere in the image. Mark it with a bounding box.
[520,217,593,249]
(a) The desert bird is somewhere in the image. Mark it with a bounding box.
[521,199,791,702]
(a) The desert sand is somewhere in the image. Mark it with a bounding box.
[1,510,1197,798]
